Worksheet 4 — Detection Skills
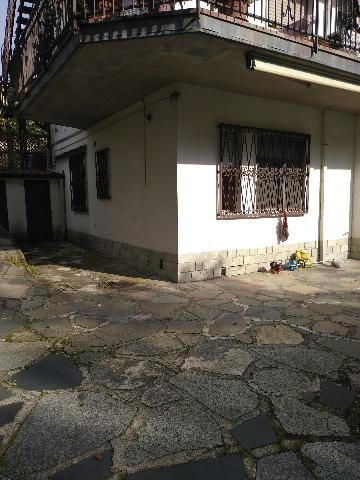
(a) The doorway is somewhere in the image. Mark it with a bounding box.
[24,180,53,241]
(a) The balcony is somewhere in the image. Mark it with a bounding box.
[2,0,360,127]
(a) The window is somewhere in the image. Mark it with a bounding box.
[95,149,110,199]
[218,124,310,218]
[69,148,87,212]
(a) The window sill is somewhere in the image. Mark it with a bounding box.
[217,211,307,220]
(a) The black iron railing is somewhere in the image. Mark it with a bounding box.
[2,0,360,107]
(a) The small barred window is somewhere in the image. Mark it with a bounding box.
[95,149,110,200]
[69,149,87,212]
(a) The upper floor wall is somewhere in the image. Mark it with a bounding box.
[2,0,360,128]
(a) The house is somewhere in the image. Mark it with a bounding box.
[2,0,360,281]
[0,115,65,242]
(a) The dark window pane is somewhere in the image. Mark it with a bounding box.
[95,149,110,199]
[69,150,87,212]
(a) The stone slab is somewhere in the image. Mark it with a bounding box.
[123,400,223,466]
[318,338,360,359]
[172,371,258,420]
[141,381,183,407]
[256,325,303,345]
[0,316,27,337]
[127,455,246,480]
[118,333,184,357]
[208,313,247,337]
[0,402,23,427]
[231,415,278,449]
[4,391,136,479]
[31,317,74,339]
[13,355,83,391]
[0,342,47,372]
[182,339,253,376]
[256,452,314,480]
[91,357,171,390]
[301,442,360,480]
[50,449,112,480]
[0,384,11,401]
[273,397,350,436]
[252,367,320,397]
[253,346,344,376]
[319,381,356,409]
[246,307,282,321]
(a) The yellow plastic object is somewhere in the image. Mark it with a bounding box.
[295,249,312,268]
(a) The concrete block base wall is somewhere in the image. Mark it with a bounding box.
[67,230,179,282]
[178,238,349,282]
[67,231,350,282]
[350,238,360,260]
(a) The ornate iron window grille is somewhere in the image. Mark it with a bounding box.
[95,148,111,199]
[217,124,310,219]
[69,148,88,212]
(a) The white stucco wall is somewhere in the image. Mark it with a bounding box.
[352,116,360,240]
[322,110,354,244]
[5,179,27,238]
[176,84,354,255]
[54,85,178,255]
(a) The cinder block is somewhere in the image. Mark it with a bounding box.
[245,264,259,274]
[238,249,250,256]
[243,256,254,265]
[257,247,267,255]
[178,272,192,282]
[266,246,274,254]
[249,248,258,255]
[178,262,195,273]
[191,270,208,281]
[227,256,244,267]
[254,254,268,264]
[227,249,238,258]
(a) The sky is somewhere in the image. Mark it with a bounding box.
[0,2,9,75]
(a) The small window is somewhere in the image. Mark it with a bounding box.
[218,124,310,218]
[95,149,110,199]
[69,148,87,212]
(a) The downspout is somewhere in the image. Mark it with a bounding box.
[349,115,359,257]
[318,110,326,262]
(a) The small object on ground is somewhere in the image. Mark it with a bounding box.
[283,260,297,271]
[95,452,103,461]
[295,249,312,268]
[331,258,341,268]
[258,266,267,273]
[270,261,283,274]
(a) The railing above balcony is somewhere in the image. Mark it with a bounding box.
[2,0,360,109]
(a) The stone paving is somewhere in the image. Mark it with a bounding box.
[0,241,359,480]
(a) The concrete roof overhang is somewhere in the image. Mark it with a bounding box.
[14,11,360,128]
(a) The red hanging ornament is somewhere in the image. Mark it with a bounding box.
[280,211,289,242]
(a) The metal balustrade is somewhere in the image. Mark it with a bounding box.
[2,0,360,109]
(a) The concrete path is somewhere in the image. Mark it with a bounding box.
[0,241,359,480]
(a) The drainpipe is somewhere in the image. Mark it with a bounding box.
[349,115,359,257]
[318,110,326,261]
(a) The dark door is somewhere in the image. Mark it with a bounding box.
[0,181,9,231]
[24,180,52,241]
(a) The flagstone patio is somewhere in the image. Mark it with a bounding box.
[0,241,359,480]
